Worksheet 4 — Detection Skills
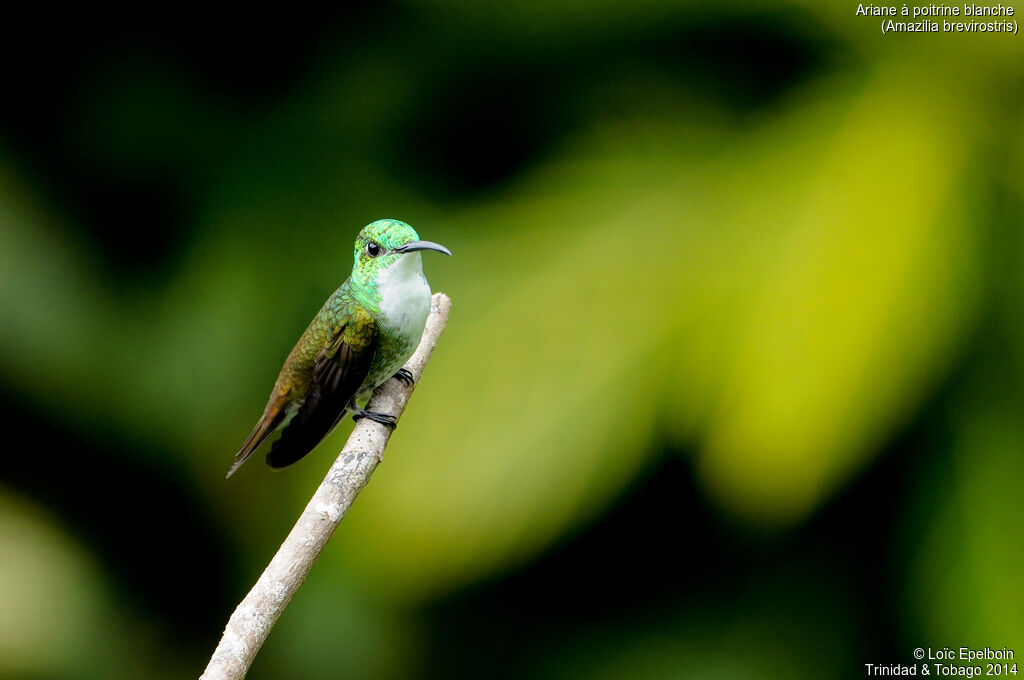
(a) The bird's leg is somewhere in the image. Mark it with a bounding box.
[393,367,414,385]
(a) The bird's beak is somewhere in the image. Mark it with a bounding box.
[394,240,453,256]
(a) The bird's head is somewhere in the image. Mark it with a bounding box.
[351,218,451,286]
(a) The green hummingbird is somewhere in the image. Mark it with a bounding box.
[227,219,451,477]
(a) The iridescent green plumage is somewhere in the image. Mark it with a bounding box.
[227,219,451,477]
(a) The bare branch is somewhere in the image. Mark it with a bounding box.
[200,293,452,680]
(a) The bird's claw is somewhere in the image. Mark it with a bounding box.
[352,410,398,429]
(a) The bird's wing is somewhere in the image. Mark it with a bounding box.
[264,307,377,470]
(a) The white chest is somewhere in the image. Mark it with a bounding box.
[375,253,431,340]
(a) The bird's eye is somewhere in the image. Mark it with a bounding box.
[366,242,381,258]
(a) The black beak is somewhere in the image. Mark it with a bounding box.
[394,240,452,256]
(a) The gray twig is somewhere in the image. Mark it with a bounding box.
[200,293,452,680]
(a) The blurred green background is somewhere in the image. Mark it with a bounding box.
[1,3,1022,678]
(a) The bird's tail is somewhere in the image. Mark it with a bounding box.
[226,402,287,478]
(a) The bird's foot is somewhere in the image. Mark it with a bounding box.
[352,409,398,429]
[393,367,414,385]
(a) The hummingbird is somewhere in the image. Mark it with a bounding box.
[227,219,451,477]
